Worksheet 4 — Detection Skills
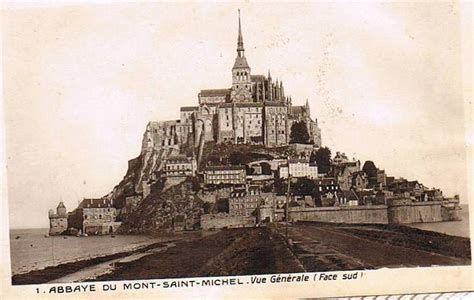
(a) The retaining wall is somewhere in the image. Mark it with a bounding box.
[276,205,389,224]
[200,214,256,230]
[387,201,442,224]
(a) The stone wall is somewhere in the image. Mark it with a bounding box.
[200,213,256,230]
[280,205,389,224]
[441,206,461,221]
[49,217,68,235]
[84,221,122,235]
[387,201,443,224]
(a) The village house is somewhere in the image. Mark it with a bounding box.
[376,169,387,186]
[332,152,350,165]
[204,165,246,185]
[162,155,197,177]
[423,188,443,202]
[278,158,318,179]
[388,179,424,199]
[68,198,121,235]
[355,190,377,205]
[351,171,369,191]
[332,158,361,191]
[228,186,261,216]
[343,190,360,206]
[313,177,341,206]
[48,201,68,235]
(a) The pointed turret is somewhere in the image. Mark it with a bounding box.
[276,79,282,101]
[237,9,244,56]
[280,81,285,101]
[267,70,273,101]
[231,9,252,102]
[305,99,311,116]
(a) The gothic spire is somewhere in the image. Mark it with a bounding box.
[237,9,245,57]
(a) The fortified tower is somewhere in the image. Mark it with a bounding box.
[48,201,68,235]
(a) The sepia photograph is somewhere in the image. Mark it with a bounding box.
[1,1,472,298]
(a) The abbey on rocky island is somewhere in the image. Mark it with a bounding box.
[142,11,321,152]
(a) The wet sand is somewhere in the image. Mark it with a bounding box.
[12,224,471,285]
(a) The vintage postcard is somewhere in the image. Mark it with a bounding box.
[1,1,472,299]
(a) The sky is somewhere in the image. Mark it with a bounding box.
[2,2,472,229]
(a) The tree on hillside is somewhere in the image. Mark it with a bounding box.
[309,150,317,164]
[228,151,248,165]
[315,147,331,174]
[289,121,310,144]
[362,161,378,178]
[261,162,272,175]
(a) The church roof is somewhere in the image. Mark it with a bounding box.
[291,106,306,115]
[233,56,250,69]
[219,102,263,108]
[199,89,230,97]
[251,75,266,82]
[264,101,287,107]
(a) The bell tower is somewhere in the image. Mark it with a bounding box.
[231,10,252,102]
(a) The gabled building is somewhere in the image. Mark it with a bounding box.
[278,158,318,179]
[228,186,262,216]
[162,155,197,177]
[67,198,121,235]
[351,171,368,191]
[204,165,246,185]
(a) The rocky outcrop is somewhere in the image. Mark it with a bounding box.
[118,177,205,233]
[103,123,181,209]
[99,123,204,232]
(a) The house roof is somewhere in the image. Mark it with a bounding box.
[230,190,247,198]
[79,198,114,209]
[180,106,199,112]
[315,178,337,185]
[165,155,193,164]
[206,165,246,171]
[199,89,230,97]
[289,158,309,164]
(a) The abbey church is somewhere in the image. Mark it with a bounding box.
[142,11,321,152]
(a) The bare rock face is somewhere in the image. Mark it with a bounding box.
[118,177,205,233]
[100,123,204,232]
[103,122,182,207]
